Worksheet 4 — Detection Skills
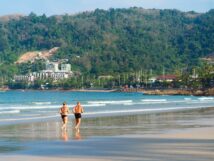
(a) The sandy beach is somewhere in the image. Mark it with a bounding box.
[1,108,214,161]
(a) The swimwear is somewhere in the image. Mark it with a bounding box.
[74,113,81,119]
[61,115,67,119]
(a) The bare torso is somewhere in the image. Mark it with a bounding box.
[73,104,84,113]
[60,106,69,115]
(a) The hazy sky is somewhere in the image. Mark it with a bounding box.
[0,0,214,16]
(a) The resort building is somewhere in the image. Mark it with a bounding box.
[45,61,59,72]
[14,61,73,82]
[148,77,157,83]
[156,75,177,82]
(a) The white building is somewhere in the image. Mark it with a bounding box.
[148,77,157,83]
[14,61,73,82]
[61,64,71,72]
[14,75,34,82]
[45,61,59,72]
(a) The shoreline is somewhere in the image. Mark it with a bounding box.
[137,88,214,96]
[1,106,214,127]
[1,107,214,160]
[1,88,118,93]
[2,87,214,96]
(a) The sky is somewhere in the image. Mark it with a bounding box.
[0,0,214,16]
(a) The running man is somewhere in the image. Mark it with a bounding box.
[73,102,84,132]
[59,102,70,131]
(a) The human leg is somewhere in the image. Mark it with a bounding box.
[61,116,68,130]
[74,118,78,129]
[75,118,81,131]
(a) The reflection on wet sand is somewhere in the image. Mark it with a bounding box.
[0,107,214,142]
[0,107,214,161]
[61,131,69,141]
[74,130,82,140]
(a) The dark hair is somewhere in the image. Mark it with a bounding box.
[63,102,66,105]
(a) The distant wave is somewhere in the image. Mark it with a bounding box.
[0,105,214,123]
[0,114,58,122]
[141,99,167,102]
[0,103,107,111]
[184,97,192,101]
[141,99,168,104]
[83,104,106,107]
[140,98,205,104]
[0,110,20,114]
[85,105,212,116]
[198,97,214,101]
[32,102,52,105]
[88,100,133,104]
[123,100,191,106]
[0,105,59,110]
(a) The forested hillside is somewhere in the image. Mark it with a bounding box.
[0,8,214,78]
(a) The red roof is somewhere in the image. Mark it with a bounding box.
[156,75,177,80]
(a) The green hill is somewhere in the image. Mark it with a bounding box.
[0,8,214,78]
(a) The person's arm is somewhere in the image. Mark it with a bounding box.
[67,106,70,113]
[81,106,84,113]
[72,107,75,114]
[59,108,62,114]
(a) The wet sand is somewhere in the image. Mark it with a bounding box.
[1,108,214,161]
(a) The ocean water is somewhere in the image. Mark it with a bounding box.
[0,90,214,124]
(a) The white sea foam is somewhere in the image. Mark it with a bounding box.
[85,105,211,116]
[140,99,168,105]
[83,104,106,107]
[184,98,192,101]
[0,105,59,110]
[32,102,52,105]
[0,103,107,111]
[123,100,189,106]
[0,105,213,123]
[168,100,190,104]
[0,114,58,122]
[141,99,196,104]
[0,110,20,114]
[141,99,167,102]
[198,97,214,101]
[123,103,135,105]
[88,100,133,104]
